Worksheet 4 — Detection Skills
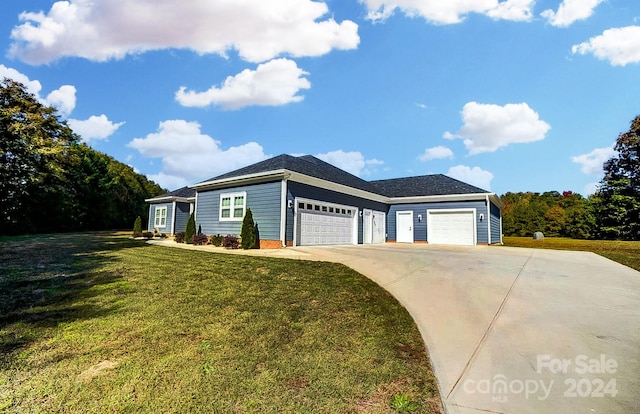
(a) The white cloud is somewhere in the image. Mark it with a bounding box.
[418,146,454,161]
[9,0,359,65]
[541,0,603,28]
[583,182,599,196]
[446,165,494,190]
[360,0,534,24]
[571,146,616,175]
[444,102,551,154]
[176,59,311,110]
[572,26,640,66]
[68,114,125,141]
[315,150,383,177]
[127,120,269,189]
[0,64,76,115]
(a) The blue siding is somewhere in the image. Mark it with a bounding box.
[148,203,173,232]
[286,181,388,244]
[195,181,282,240]
[490,202,502,244]
[174,202,191,233]
[388,201,488,243]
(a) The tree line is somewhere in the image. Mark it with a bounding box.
[1,78,164,235]
[502,114,640,240]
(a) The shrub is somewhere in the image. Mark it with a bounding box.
[174,232,186,243]
[191,233,209,246]
[185,213,196,244]
[240,208,257,249]
[210,234,223,247]
[222,234,239,249]
[133,216,142,237]
[142,231,154,239]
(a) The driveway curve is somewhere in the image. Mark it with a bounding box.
[292,244,640,414]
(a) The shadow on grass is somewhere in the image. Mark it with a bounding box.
[0,232,150,363]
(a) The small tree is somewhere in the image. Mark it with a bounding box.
[185,213,196,244]
[240,208,257,249]
[133,216,142,237]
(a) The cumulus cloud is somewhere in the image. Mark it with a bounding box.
[361,0,534,24]
[572,26,640,66]
[0,64,76,115]
[571,146,616,175]
[446,165,494,191]
[541,0,603,28]
[9,0,359,65]
[127,120,268,189]
[315,150,383,177]
[176,59,311,110]
[68,114,125,141]
[444,102,551,154]
[418,146,454,161]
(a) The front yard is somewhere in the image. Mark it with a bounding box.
[0,232,441,413]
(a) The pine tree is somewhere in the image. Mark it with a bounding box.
[133,216,142,237]
[240,208,257,249]
[185,213,196,244]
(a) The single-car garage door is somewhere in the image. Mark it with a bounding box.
[296,200,356,246]
[427,209,476,246]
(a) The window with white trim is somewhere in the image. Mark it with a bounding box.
[154,206,167,228]
[219,192,247,221]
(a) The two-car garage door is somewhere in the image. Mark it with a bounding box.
[427,209,476,246]
[296,200,356,246]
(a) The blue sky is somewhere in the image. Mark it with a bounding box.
[1,0,638,195]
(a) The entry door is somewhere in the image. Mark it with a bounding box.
[372,211,386,244]
[363,209,373,244]
[396,211,414,243]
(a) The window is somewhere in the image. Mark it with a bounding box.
[154,206,167,228]
[220,192,247,221]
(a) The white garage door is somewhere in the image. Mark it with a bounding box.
[428,210,475,246]
[297,200,356,246]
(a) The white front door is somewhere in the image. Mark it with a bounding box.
[396,211,414,243]
[363,209,372,244]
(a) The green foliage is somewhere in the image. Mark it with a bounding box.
[185,213,196,244]
[240,208,257,249]
[501,191,595,239]
[594,114,640,240]
[0,78,165,235]
[133,216,142,237]
[390,394,419,412]
[210,234,223,247]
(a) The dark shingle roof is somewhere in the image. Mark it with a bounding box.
[149,186,195,200]
[200,154,380,194]
[370,175,489,197]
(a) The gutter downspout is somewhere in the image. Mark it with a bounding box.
[171,201,177,235]
[280,177,289,247]
[486,194,491,245]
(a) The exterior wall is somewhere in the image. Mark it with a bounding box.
[148,202,173,233]
[490,201,502,244]
[195,181,282,241]
[286,181,388,244]
[387,200,488,244]
[174,202,191,233]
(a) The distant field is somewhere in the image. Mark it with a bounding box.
[0,232,441,413]
[503,236,640,272]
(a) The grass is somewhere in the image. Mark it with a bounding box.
[503,236,640,272]
[0,232,441,413]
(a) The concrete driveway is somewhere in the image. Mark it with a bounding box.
[293,244,640,414]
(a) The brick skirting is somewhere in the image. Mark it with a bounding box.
[259,240,283,249]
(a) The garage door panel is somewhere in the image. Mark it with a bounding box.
[297,200,355,246]
[428,210,475,246]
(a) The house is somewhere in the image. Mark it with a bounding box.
[146,154,504,247]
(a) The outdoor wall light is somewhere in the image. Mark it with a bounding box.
[287,200,293,209]
[479,213,484,221]
[359,210,363,217]
[417,214,423,222]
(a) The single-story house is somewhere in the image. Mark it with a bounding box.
[146,154,504,247]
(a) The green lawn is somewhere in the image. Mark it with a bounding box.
[0,233,441,413]
[503,236,640,272]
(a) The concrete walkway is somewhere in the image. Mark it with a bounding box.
[148,240,640,413]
